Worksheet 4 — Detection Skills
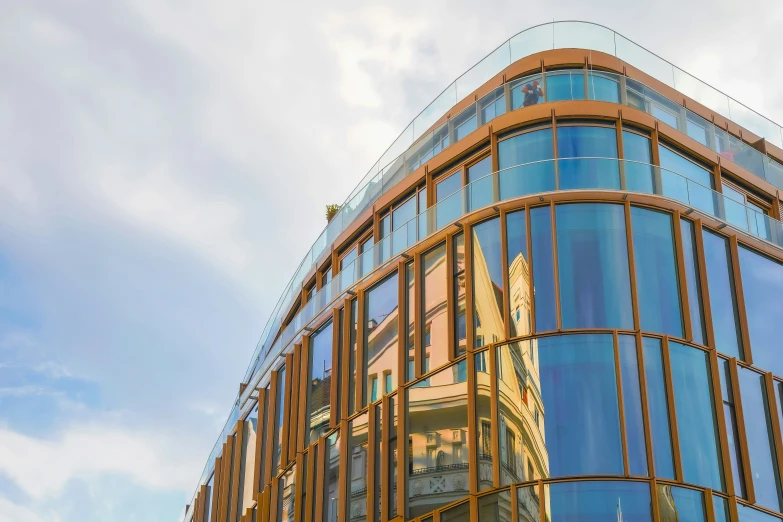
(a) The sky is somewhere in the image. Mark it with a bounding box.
[1,0,783,520]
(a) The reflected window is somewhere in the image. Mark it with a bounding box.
[364,274,399,405]
[703,230,742,358]
[556,125,620,190]
[498,128,555,199]
[324,432,341,522]
[738,246,783,376]
[738,367,783,511]
[405,261,415,381]
[406,361,469,518]
[479,86,506,125]
[307,321,333,444]
[276,465,296,522]
[441,502,470,522]
[454,233,467,356]
[388,396,398,520]
[475,352,493,491]
[545,481,651,522]
[530,206,557,332]
[669,342,724,491]
[680,219,706,345]
[643,337,675,479]
[422,243,449,372]
[472,218,504,347]
[238,405,259,516]
[656,485,705,522]
[453,105,477,141]
[272,365,287,471]
[556,203,633,330]
[478,491,512,522]
[517,485,540,522]
[346,413,370,520]
[631,207,682,336]
[623,130,655,194]
[506,210,531,337]
[539,334,623,476]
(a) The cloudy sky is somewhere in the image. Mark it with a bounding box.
[2,0,783,520]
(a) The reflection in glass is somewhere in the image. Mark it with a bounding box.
[669,342,724,491]
[498,129,555,199]
[406,361,469,518]
[454,233,467,356]
[517,485,540,522]
[556,126,620,190]
[273,365,287,471]
[546,70,585,101]
[389,396,399,520]
[713,496,730,522]
[737,504,783,522]
[510,75,545,109]
[718,359,746,497]
[680,220,706,345]
[506,210,531,338]
[588,72,621,103]
[738,246,783,376]
[307,321,333,444]
[643,337,675,479]
[530,207,556,331]
[475,351,493,491]
[423,243,450,372]
[406,261,415,381]
[539,334,622,476]
[656,484,705,522]
[703,230,742,358]
[623,131,655,194]
[631,207,682,336]
[277,465,296,522]
[619,335,647,476]
[373,403,382,522]
[364,274,399,405]
[238,405,259,516]
[301,449,314,522]
[545,481,651,522]
[556,204,633,329]
[324,431,341,522]
[436,171,464,229]
[659,145,716,215]
[478,490,512,522]
[737,367,783,511]
[441,501,470,522]
[467,156,493,211]
[349,300,358,415]
[347,413,369,520]
[473,218,504,347]
[497,341,546,486]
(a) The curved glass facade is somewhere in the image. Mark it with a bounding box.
[184,28,783,522]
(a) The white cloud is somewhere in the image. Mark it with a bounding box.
[0,497,59,522]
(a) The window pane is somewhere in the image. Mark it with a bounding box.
[703,230,742,358]
[238,405,259,516]
[277,465,296,522]
[680,219,706,345]
[388,396,399,520]
[511,76,544,109]
[436,171,464,229]
[476,351,493,491]
[497,341,545,485]
[273,366,287,471]
[631,207,682,336]
[556,203,633,329]
[373,404,382,522]
[738,367,783,511]
[656,485,705,522]
[423,243,449,377]
[347,413,369,520]
[556,126,620,190]
[467,156,493,211]
[545,481,651,522]
[473,218,504,347]
[393,196,417,232]
[406,361,469,518]
[718,359,746,497]
[324,432,341,522]
[517,485,540,522]
[405,261,415,382]
[539,334,623,476]
[713,496,729,522]
[669,341,724,490]
[738,504,783,522]
[478,491,512,522]
[619,335,647,476]
[441,502,470,522]
[546,71,585,101]
[659,145,716,215]
[530,207,557,332]
[365,274,399,405]
[498,129,555,199]
[454,233,467,356]
[738,246,783,376]
[643,337,675,479]
[308,321,333,444]
[588,73,620,103]
[349,300,358,415]
[623,131,655,194]
[506,210,531,338]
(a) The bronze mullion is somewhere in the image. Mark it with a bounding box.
[293,452,305,522]
[651,124,664,194]
[729,358,756,505]
[210,456,223,522]
[672,210,694,341]
[510,483,519,522]
[313,435,327,522]
[613,331,631,477]
[650,478,661,522]
[338,420,349,522]
[538,479,546,522]
[264,372,279,486]
[356,288,367,411]
[218,441,232,522]
[489,346,501,487]
[268,472,279,522]
[398,388,407,519]
[341,297,352,420]
[297,340,310,453]
[661,337,684,482]
[624,200,642,331]
[280,353,294,468]
[705,489,716,522]
[229,422,243,522]
[380,396,390,522]
[304,442,318,522]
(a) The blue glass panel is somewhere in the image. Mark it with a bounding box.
[657,485,705,522]
[556,126,620,190]
[539,334,623,476]
[737,367,783,511]
[643,337,675,479]
[623,131,655,194]
[619,335,647,476]
[530,206,557,332]
[506,210,530,337]
[713,496,729,522]
[547,480,651,522]
[467,156,493,211]
[680,220,706,345]
[631,207,682,336]
[737,505,783,522]
[659,146,716,215]
[436,171,464,229]
[511,76,544,109]
[588,74,620,103]
[308,321,333,443]
[718,359,746,497]
[472,218,504,347]
[546,71,585,101]
[703,230,742,358]
[738,246,783,376]
[669,341,724,491]
[364,274,399,405]
[556,203,634,329]
[498,129,555,199]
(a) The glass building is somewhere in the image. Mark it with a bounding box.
[183,22,783,522]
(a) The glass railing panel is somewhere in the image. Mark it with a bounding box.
[625,161,657,194]
[558,157,622,190]
[453,102,478,142]
[587,71,621,103]
[764,156,783,188]
[759,213,783,247]
[728,98,783,149]
[722,194,752,232]
[456,42,511,100]
[391,219,416,257]
[413,83,457,142]
[554,21,616,56]
[379,123,413,178]
[326,209,343,245]
[509,23,554,62]
[435,186,466,230]
[381,155,407,192]
[478,85,506,126]
[672,66,731,117]
[405,128,435,173]
[499,160,556,200]
[467,171,495,211]
[685,111,710,147]
[510,74,545,110]
[615,34,674,87]
[659,167,714,216]
[360,243,374,277]
[310,231,328,271]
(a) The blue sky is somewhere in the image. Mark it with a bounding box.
[2,0,783,521]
